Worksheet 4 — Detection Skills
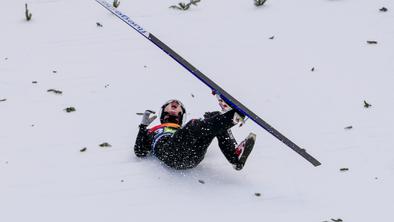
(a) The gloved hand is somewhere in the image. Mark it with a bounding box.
[139,110,157,126]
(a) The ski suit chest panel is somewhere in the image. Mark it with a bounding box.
[148,123,180,152]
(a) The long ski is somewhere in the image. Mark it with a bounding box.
[95,0,321,167]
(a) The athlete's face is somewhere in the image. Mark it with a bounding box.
[163,101,183,117]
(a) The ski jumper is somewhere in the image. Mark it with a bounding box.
[134,110,241,169]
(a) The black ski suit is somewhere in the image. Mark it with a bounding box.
[134,110,241,169]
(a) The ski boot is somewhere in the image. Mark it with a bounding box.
[234,133,256,170]
[213,92,245,125]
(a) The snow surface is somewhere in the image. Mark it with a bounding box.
[1,0,394,221]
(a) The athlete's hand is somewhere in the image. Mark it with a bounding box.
[138,110,157,126]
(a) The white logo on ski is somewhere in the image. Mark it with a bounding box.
[96,0,150,38]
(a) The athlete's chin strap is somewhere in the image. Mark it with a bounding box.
[161,114,181,125]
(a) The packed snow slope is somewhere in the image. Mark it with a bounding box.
[1,0,393,221]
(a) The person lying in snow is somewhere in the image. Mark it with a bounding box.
[134,98,256,170]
